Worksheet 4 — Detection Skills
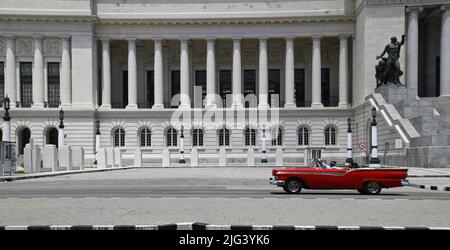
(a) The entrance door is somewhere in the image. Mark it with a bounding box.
[244,70,256,108]
[269,69,281,107]
[321,68,330,107]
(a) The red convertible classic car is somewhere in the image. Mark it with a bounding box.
[270,160,408,195]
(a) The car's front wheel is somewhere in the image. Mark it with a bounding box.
[363,182,382,195]
[284,179,302,194]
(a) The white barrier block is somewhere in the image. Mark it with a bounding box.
[114,148,122,167]
[106,148,115,168]
[247,148,255,167]
[219,148,226,167]
[58,146,72,171]
[162,148,170,167]
[24,144,33,173]
[72,147,85,170]
[134,148,142,167]
[191,148,198,167]
[276,148,284,167]
[97,148,107,168]
[43,145,58,172]
[33,145,42,173]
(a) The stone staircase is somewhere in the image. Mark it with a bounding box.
[375,84,450,167]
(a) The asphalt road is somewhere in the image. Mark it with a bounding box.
[1,176,449,200]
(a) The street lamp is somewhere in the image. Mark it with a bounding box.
[346,118,353,166]
[58,108,65,147]
[369,108,381,167]
[94,120,101,165]
[2,96,11,142]
[261,126,268,163]
[179,125,185,164]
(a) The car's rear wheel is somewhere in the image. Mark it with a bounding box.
[284,179,302,194]
[363,182,382,195]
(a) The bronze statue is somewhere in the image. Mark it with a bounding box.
[375,35,405,86]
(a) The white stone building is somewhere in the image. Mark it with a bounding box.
[0,0,449,167]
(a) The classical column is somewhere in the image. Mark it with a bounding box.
[406,6,422,93]
[425,18,438,97]
[258,37,269,109]
[441,5,450,96]
[338,35,349,108]
[100,38,111,109]
[60,36,72,108]
[311,36,323,108]
[206,38,216,108]
[32,35,44,108]
[126,38,138,109]
[179,38,190,108]
[232,38,242,108]
[153,38,164,109]
[284,37,296,108]
[4,35,17,105]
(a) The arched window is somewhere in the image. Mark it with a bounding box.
[298,127,309,146]
[46,127,59,148]
[325,126,336,146]
[113,128,125,147]
[166,128,177,147]
[271,128,283,146]
[192,128,204,147]
[218,128,230,147]
[140,128,151,147]
[245,128,256,146]
[18,127,31,154]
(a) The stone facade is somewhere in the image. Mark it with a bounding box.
[0,0,449,167]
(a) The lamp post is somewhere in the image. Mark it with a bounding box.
[58,108,65,147]
[94,120,101,165]
[179,125,185,164]
[261,126,268,163]
[346,118,353,166]
[369,108,381,167]
[2,96,11,142]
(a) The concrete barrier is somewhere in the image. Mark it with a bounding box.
[58,146,72,171]
[72,147,85,170]
[191,148,198,167]
[162,149,170,167]
[219,148,226,167]
[134,148,142,167]
[276,148,284,167]
[247,148,255,167]
[43,145,58,172]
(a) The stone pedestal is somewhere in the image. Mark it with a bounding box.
[72,147,85,170]
[58,146,72,171]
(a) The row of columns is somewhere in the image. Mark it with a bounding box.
[100,36,350,109]
[3,35,72,107]
[407,5,450,96]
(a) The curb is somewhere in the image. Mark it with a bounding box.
[407,183,450,192]
[0,223,449,230]
[0,167,134,182]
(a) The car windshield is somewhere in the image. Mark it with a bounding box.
[309,159,338,169]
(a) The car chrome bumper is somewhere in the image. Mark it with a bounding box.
[401,179,410,186]
[270,176,285,186]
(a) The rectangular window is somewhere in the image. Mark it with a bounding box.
[220,70,232,108]
[269,69,281,107]
[195,70,206,108]
[244,70,256,108]
[171,70,180,108]
[321,68,331,107]
[47,62,60,108]
[122,71,128,108]
[295,69,306,107]
[147,70,154,108]
[0,62,4,104]
[20,62,33,108]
